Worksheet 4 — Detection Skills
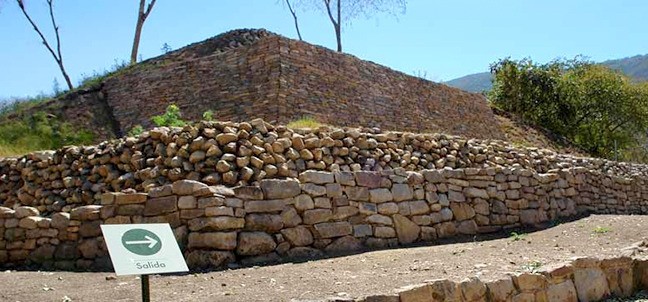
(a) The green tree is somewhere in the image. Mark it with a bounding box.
[489,57,648,160]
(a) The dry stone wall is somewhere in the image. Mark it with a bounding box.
[1,166,647,270]
[2,119,648,214]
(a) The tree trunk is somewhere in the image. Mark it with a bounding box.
[324,0,342,52]
[57,59,73,90]
[130,0,156,64]
[130,17,144,64]
[336,0,342,52]
[130,0,146,64]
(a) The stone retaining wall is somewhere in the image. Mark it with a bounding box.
[2,120,648,213]
[1,167,647,270]
[360,256,648,302]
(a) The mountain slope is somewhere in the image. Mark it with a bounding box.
[444,72,491,93]
[446,54,648,93]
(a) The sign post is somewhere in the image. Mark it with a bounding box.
[101,223,188,302]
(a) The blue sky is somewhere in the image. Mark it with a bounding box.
[1,0,647,99]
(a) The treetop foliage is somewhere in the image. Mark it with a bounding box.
[489,57,648,161]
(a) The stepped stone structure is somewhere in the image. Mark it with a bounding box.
[1,119,648,272]
[2,29,504,141]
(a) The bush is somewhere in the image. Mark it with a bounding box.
[202,110,214,121]
[489,57,648,160]
[128,125,144,137]
[151,104,186,127]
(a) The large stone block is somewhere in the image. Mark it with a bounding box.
[70,205,102,221]
[79,220,102,237]
[600,257,634,297]
[303,209,332,225]
[301,183,327,196]
[573,261,610,302]
[18,217,42,230]
[299,170,335,184]
[393,214,420,244]
[450,202,475,221]
[260,178,301,199]
[314,222,352,238]
[114,193,147,205]
[463,187,489,199]
[460,277,487,301]
[487,278,517,302]
[345,186,370,201]
[232,186,264,200]
[355,171,383,188]
[188,217,245,231]
[244,199,286,213]
[281,226,313,247]
[392,184,414,202]
[172,180,209,195]
[546,280,577,302]
[187,232,237,250]
[14,206,39,219]
[398,284,433,302]
[144,196,178,216]
[245,214,283,233]
[236,232,277,256]
[369,188,393,203]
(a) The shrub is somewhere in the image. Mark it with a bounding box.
[202,110,214,121]
[128,125,144,137]
[151,104,186,127]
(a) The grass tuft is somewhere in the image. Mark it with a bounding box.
[286,116,323,129]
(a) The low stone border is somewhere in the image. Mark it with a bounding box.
[353,256,648,302]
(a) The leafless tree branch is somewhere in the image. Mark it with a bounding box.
[16,0,73,90]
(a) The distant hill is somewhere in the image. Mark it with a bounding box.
[443,72,491,94]
[445,54,648,93]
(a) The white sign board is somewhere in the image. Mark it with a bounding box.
[101,223,188,276]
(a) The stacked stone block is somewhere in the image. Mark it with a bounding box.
[2,120,647,213]
[2,166,647,270]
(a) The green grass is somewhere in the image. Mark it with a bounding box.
[286,116,324,129]
[0,111,94,157]
[77,59,130,89]
[521,260,543,273]
[509,231,527,241]
[593,226,611,234]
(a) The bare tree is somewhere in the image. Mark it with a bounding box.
[130,0,156,64]
[285,0,303,40]
[16,0,74,90]
[320,0,406,52]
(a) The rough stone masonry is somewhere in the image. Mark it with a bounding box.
[1,162,647,270]
[3,28,504,141]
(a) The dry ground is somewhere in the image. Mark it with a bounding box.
[1,214,647,302]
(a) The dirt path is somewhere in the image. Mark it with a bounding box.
[1,215,647,302]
